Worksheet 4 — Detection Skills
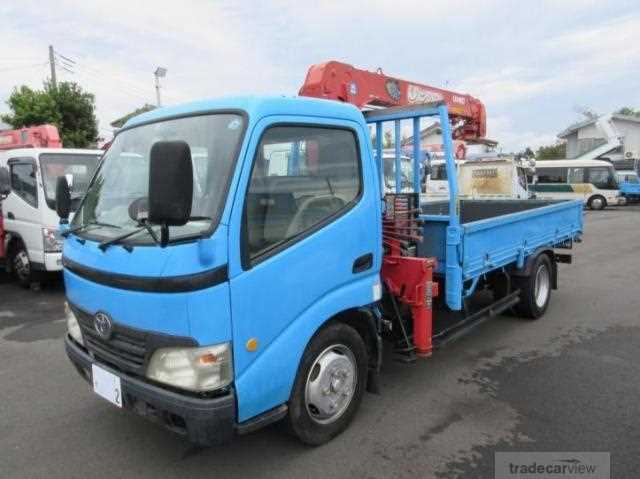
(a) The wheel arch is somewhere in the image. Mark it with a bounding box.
[510,248,557,289]
[325,306,382,385]
[5,232,27,272]
[291,305,382,398]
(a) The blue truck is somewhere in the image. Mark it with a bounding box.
[618,170,640,202]
[59,96,583,446]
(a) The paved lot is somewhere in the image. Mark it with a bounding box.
[1,205,639,478]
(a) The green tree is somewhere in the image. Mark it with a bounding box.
[1,85,60,128]
[616,107,640,118]
[1,81,98,148]
[536,142,566,160]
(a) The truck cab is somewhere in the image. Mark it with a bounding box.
[0,147,102,285]
[63,97,382,445]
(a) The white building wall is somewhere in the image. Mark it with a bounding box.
[615,119,640,156]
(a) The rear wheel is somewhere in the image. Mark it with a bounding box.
[286,322,367,445]
[513,254,552,319]
[588,195,606,210]
[11,243,32,288]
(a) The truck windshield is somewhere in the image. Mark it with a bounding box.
[72,113,245,244]
[40,153,101,210]
[430,164,447,180]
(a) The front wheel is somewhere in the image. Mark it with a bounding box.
[286,322,367,445]
[11,244,33,288]
[513,254,552,319]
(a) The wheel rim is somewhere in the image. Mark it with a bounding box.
[305,344,357,425]
[13,250,30,281]
[534,263,550,308]
[591,197,603,209]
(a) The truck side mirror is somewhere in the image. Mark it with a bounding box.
[148,140,193,246]
[0,167,10,198]
[56,176,72,223]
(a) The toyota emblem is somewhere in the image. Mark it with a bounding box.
[94,312,113,340]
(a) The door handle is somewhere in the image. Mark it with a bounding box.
[352,253,373,274]
[7,212,14,220]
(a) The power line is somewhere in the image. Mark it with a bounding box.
[51,48,151,103]
[0,58,45,63]
[59,65,150,103]
[0,62,48,73]
[53,49,151,99]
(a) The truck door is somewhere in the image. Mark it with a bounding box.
[228,119,380,421]
[4,158,42,265]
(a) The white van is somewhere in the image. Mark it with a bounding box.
[0,148,101,285]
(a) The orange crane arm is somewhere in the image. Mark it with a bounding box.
[299,61,486,141]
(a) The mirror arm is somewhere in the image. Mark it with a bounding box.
[160,223,169,248]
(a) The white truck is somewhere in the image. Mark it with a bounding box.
[0,147,102,285]
[425,155,532,201]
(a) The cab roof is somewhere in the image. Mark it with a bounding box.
[0,147,103,157]
[123,96,365,130]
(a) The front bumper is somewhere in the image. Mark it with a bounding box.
[65,336,236,446]
[43,251,63,272]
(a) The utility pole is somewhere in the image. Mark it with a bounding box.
[48,45,57,89]
[154,67,167,107]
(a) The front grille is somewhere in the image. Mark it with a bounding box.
[70,303,197,376]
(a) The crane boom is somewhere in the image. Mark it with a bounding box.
[299,61,487,142]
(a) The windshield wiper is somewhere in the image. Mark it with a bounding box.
[98,221,160,252]
[98,216,212,252]
[62,220,121,238]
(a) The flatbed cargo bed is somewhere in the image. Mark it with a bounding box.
[417,199,583,310]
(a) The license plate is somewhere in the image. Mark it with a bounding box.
[92,364,123,408]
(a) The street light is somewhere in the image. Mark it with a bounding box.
[154,67,167,107]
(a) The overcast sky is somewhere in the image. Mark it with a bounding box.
[1,0,639,151]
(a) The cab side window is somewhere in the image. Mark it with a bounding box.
[10,162,38,208]
[244,126,361,264]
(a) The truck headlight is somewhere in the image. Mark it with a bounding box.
[65,302,84,346]
[43,227,63,253]
[146,342,233,392]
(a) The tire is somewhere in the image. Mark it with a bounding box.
[588,195,606,210]
[513,254,552,319]
[10,243,33,288]
[286,322,368,446]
